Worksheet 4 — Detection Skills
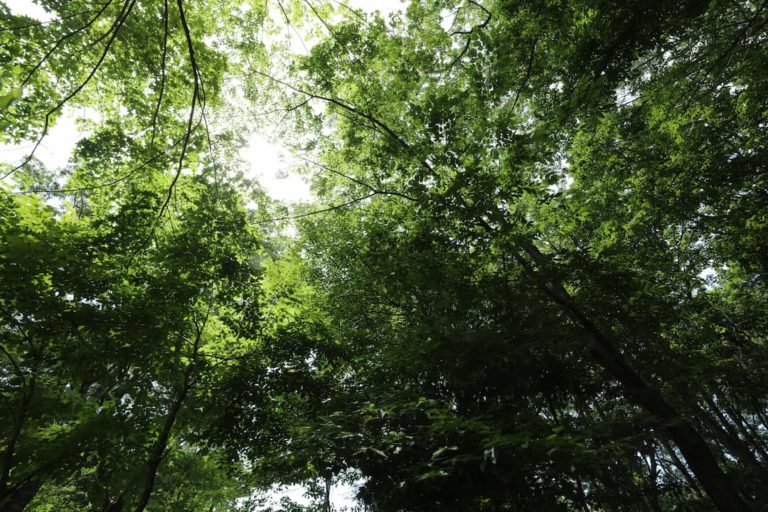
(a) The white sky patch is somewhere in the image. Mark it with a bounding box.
[259,484,313,508]
[1,111,81,170]
[255,479,360,510]
[3,0,53,21]
[240,135,312,203]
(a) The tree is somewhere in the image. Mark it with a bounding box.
[263,0,768,510]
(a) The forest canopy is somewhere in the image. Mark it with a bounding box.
[1,0,767,511]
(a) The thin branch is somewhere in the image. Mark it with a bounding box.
[447,0,492,69]
[296,153,417,201]
[303,0,337,38]
[511,38,537,111]
[275,0,310,54]
[4,0,135,180]
[19,0,113,87]
[128,0,199,262]
[150,0,170,148]
[87,0,132,49]
[25,134,187,194]
[253,70,411,150]
[153,0,200,228]
[0,343,25,384]
[329,0,365,21]
[0,8,99,33]
[261,192,376,223]
[302,0,374,103]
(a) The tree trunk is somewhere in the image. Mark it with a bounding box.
[660,439,701,494]
[721,398,768,460]
[696,404,766,475]
[0,375,36,496]
[324,476,332,512]
[103,495,124,512]
[518,242,750,512]
[133,381,190,512]
[0,479,42,512]
[133,314,205,512]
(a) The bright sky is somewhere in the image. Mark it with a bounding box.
[347,0,405,15]
[3,0,52,21]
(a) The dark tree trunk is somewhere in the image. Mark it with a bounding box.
[133,381,190,512]
[721,399,768,460]
[324,477,332,512]
[518,242,750,512]
[104,496,124,512]
[0,479,42,512]
[697,404,766,475]
[0,376,36,496]
[133,317,202,512]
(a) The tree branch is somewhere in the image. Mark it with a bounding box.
[261,192,376,223]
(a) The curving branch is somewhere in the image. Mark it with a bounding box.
[4,0,136,180]
[19,0,113,88]
[0,8,100,33]
[152,0,200,228]
[150,0,170,149]
[296,153,417,201]
[261,192,376,224]
[25,134,189,195]
[253,70,412,150]
[275,0,310,54]
[0,342,24,385]
[447,0,492,69]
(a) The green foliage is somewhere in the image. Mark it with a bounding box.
[2,1,768,511]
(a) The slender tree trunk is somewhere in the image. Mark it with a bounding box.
[133,379,191,512]
[0,375,36,496]
[626,453,656,512]
[324,477,332,512]
[661,440,702,496]
[707,394,768,461]
[517,242,749,512]
[752,402,768,434]
[574,476,589,512]
[650,452,664,512]
[722,400,768,460]
[133,312,207,512]
[696,404,766,474]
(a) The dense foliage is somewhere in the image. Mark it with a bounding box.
[1,0,767,511]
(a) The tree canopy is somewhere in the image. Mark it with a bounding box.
[1,0,767,511]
